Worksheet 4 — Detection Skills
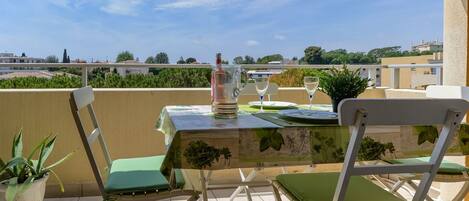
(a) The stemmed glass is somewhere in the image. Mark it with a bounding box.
[304,76,319,110]
[254,77,269,112]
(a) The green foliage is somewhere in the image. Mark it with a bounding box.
[311,132,345,162]
[304,46,323,64]
[0,130,73,201]
[269,68,324,87]
[413,126,439,145]
[155,52,169,64]
[45,55,59,63]
[185,57,197,64]
[458,124,469,154]
[116,51,134,63]
[0,75,82,88]
[176,57,185,64]
[233,55,255,64]
[62,49,70,63]
[156,69,210,88]
[256,54,283,64]
[358,137,395,161]
[145,56,154,64]
[367,46,435,63]
[256,129,284,152]
[183,141,231,169]
[319,66,369,102]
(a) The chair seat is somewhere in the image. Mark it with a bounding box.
[386,157,469,175]
[105,155,184,194]
[276,173,401,201]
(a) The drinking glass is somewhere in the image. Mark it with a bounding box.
[254,77,269,112]
[304,76,319,110]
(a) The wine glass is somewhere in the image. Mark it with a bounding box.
[304,76,319,110]
[254,77,269,112]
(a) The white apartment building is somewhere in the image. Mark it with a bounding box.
[0,53,45,63]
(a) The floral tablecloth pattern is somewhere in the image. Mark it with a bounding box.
[157,105,469,173]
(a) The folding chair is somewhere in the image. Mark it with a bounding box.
[271,98,469,201]
[69,87,199,201]
[384,85,469,201]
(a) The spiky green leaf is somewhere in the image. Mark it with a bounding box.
[45,152,74,170]
[49,170,65,192]
[36,137,56,173]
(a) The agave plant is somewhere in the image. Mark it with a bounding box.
[0,130,73,201]
[319,66,370,112]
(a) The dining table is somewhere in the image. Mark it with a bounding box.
[156,104,469,201]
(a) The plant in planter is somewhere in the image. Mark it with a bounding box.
[0,130,73,201]
[319,66,370,112]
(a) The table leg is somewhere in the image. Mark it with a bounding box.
[229,169,257,201]
[200,170,208,201]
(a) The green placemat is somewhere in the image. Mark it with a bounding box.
[252,112,339,127]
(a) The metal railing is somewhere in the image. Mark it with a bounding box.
[0,63,441,88]
[387,64,443,88]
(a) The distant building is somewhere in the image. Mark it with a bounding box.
[411,41,443,53]
[0,52,45,63]
[114,60,149,76]
[381,52,443,89]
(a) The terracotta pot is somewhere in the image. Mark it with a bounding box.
[0,174,49,201]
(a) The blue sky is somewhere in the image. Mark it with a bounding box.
[0,0,443,63]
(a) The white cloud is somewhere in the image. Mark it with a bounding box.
[156,0,225,10]
[274,34,286,40]
[48,0,89,8]
[192,39,202,44]
[246,40,259,46]
[101,0,144,16]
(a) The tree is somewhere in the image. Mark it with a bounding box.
[62,49,70,63]
[145,56,155,64]
[257,54,283,64]
[45,55,59,63]
[304,46,323,64]
[155,52,169,64]
[21,53,26,57]
[233,56,243,64]
[185,57,197,64]
[367,46,401,63]
[116,51,134,63]
[177,57,186,64]
[244,56,255,64]
[233,55,255,64]
[222,60,229,64]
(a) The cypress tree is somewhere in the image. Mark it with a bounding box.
[62,49,69,63]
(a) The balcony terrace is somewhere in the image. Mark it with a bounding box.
[1,0,468,200]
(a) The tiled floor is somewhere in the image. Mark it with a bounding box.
[44,186,289,201]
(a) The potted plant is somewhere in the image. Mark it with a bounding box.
[0,130,73,201]
[319,66,370,112]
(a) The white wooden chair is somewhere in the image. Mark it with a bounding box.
[385,85,469,201]
[69,87,199,201]
[272,98,469,201]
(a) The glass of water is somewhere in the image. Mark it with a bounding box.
[254,77,269,112]
[304,76,319,110]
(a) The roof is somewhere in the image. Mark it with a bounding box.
[0,71,76,79]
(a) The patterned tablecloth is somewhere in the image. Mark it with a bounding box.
[157,105,469,173]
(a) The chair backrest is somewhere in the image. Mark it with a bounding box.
[69,86,111,195]
[426,85,469,100]
[240,83,279,101]
[335,98,469,201]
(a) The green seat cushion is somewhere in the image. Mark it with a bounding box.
[105,155,184,194]
[386,157,469,175]
[276,173,401,201]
